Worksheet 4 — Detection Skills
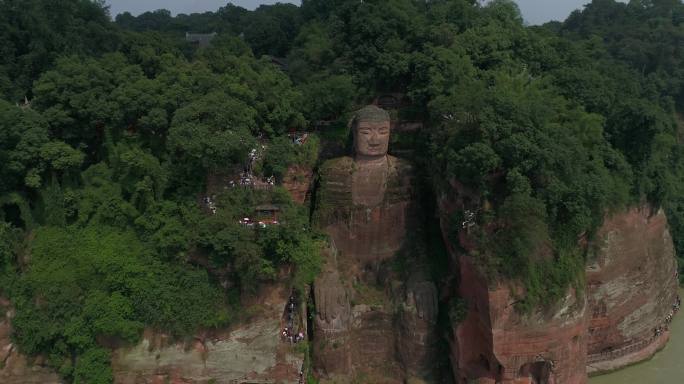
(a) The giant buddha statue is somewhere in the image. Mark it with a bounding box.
[312,105,438,383]
[314,105,414,264]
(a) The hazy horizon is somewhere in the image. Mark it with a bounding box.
[106,0,627,25]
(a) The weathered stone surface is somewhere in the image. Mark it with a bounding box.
[2,108,679,384]
[586,206,679,374]
[312,257,353,380]
[315,155,413,264]
[438,182,588,384]
[448,256,588,384]
[398,275,440,380]
[439,181,679,383]
[311,106,439,383]
[0,298,62,384]
[112,283,304,384]
[282,165,313,205]
[587,330,669,375]
[349,304,400,379]
[0,284,302,384]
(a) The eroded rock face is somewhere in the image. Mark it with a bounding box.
[398,274,440,379]
[112,283,303,384]
[312,105,439,383]
[315,155,413,264]
[586,206,679,374]
[438,180,588,384]
[0,298,62,384]
[312,258,353,377]
[447,255,588,384]
[439,184,679,383]
[282,165,314,205]
[0,284,302,384]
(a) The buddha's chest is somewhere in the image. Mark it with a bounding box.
[351,165,388,207]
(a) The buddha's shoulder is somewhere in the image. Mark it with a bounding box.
[319,156,354,177]
[387,155,414,177]
[316,157,353,210]
[318,155,413,177]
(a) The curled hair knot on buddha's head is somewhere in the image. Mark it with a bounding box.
[351,105,390,128]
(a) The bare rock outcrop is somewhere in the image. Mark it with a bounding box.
[112,283,304,384]
[282,165,314,205]
[312,260,353,378]
[439,181,679,383]
[448,256,588,384]
[312,154,438,383]
[586,206,679,374]
[0,298,62,384]
[0,283,303,384]
[311,106,439,383]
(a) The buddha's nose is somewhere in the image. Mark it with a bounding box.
[369,132,379,144]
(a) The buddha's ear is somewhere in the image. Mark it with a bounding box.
[347,114,356,135]
[347,114,356,155]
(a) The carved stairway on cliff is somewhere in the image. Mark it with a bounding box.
[442,190,680,382]
[587,335,662,364]
[588,296,680,365]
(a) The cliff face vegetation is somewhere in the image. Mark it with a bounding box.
[0,1,683,383]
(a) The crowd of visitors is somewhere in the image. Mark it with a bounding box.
[230,171,275,188]
[202,196,217,214]
[461,209,477,229]
[290,132,309,145]
[282,293,305,344]
[654,295,680,338]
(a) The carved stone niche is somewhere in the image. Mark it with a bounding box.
[311,105,439,383]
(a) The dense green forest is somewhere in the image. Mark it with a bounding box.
[1,0,683,382]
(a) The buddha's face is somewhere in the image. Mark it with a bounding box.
[354,120,390,158]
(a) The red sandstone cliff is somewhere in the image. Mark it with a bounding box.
[312,155,439,383]
[0,284,303,384]
[0,297,62,384]
[438,183,587,383]
[282,165,314,205]
[111,282,304,384]
[449,255,588,384]
[2,203,679,384]
[586,206,679,374]
[439,183,679,383]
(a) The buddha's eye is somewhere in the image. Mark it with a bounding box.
[359,129,371,134]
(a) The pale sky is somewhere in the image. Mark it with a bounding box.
[106,1,298,16]
[105,0,627,25]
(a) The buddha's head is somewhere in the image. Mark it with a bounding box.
[352,105,391,160]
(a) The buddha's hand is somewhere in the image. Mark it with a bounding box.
[408,280,438,323]
[314,269,349,326]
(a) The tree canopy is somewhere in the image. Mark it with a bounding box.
[1,0,684,381]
